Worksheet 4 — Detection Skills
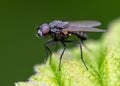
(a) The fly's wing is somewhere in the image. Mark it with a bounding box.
[65,21,105,32]
[68,21,101,27]
[66,27,106,32]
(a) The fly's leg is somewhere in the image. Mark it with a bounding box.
[79,41,88,70]
[44,39,56,64]
[59,41,66,71]
[81,40,91,52]
[65,40,88,70]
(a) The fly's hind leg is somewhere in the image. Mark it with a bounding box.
[65,40,88,70]
[79,41,88,70]
[78,32,91,52]
[80,40,91,52]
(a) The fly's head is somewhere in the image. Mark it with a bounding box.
[37,23,50,37]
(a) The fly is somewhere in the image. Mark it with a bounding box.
[37,20,106,71]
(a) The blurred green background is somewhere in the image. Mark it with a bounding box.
[0,0,120,86]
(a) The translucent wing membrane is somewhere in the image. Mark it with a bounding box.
[66,27,106,32]
[65,21,105,32]
[68,21,101,27]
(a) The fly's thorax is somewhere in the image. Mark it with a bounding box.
[61,29,68,35]
[49,20,69,29]
[51,30,70,41]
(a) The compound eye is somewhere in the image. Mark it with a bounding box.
[41,24,50,35]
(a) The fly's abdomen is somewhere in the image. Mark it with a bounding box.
[77,32,88,40]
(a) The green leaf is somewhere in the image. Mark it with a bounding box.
[15,19,120,86]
